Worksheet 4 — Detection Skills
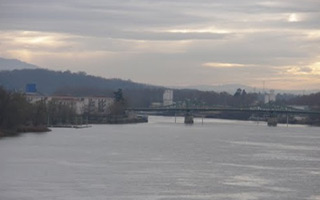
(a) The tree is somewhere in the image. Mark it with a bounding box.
[109,89,127,116]
[0,87,31,130]
[47,100,77,125]
[234,88,242,97]
[31,100,47,126]
[114,89,124,102]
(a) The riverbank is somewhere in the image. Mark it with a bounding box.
[0,126,51,138]
[105,115,148,124]
[86,114,148,124]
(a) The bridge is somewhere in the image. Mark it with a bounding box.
[127,106,320,126]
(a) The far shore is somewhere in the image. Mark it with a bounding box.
[0,126,51,138]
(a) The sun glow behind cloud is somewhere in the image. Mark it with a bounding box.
[288,13,300,22]
[0,31,77,62]
[203,62,250,68]
[166,28,231,34]
[1,31,76,50]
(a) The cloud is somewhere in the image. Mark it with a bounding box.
[288,13,300,22]
[286,61,320,75]
[203,62,251,68]
[0,0,320,90]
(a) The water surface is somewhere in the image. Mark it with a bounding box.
[1,116,320,200]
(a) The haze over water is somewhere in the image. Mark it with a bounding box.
[0,116,320,200]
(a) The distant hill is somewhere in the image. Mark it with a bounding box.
[175,84,319,95]
[0,57,39,71]
[2,65,318,108]
[0,68,158,95]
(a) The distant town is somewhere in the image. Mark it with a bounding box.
[0,68,320,138]
[23,82,320,127]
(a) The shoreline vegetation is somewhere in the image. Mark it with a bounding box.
[0,87,148,139]
[0,87,50,138]
[0,126,51,138]
[0,86,52,138]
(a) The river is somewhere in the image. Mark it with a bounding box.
[0,116,320,200]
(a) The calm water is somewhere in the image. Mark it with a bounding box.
[0,116,320,200]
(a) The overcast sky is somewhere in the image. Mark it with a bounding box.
[1,0,320,90]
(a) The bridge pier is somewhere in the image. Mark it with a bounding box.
[184,112,194,124]
[267,117,278,127]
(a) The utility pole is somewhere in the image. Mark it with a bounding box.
[175,112,177,123]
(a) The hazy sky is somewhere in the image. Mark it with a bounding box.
[1,0,320,89]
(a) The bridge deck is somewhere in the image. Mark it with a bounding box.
[127,107,320,115]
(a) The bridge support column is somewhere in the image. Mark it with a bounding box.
[184,112,194,124]
[267,117,278,127]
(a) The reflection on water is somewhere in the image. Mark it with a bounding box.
[0,116,319,200]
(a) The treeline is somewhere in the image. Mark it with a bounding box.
[289,92,320,125]
[0,87,80,137]
[173,88,258,107]
[287,92,320,107]
[0,87,47,137]
[273,92,320,109]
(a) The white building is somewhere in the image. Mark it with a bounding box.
[269,90,276,102]
[163,90,174,106]
[83,96,114,114]
[25,93,46,104]
[264,90,276,104]
[47,96,85,115]
[26,94,113,115]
